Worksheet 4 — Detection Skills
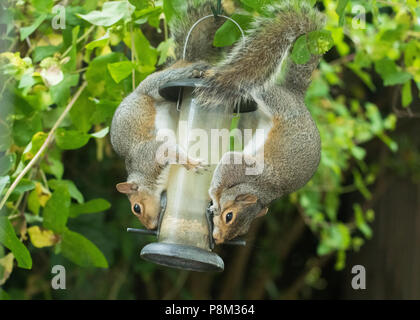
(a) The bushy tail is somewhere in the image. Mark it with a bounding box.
[169,0,226,63]
[195,0,325,106]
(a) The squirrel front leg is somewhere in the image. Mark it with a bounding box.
[194,1,325,108]
[155,143,207,173]
[139,60,210,101]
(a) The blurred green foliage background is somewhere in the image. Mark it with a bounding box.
[0,0,419,299]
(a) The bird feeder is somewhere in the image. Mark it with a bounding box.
[127,14,256,272]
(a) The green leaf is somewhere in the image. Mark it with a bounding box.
[48,179,84,204]
[61,229,108,268]
[32,0,54,13]
[85,32,110,50]
[85,52,130,99]
[163,0,187,23]
[90,127,109,139]
[0,217,32,269]
[43,185,70,233]
[322,223,351,251]
[353,169,372,200]
[347,63,376,91]
[10,179,35,197]
[375,58,412,86]
[402,80,413,107]
[354,204,373,239]
[69,92,96,133]
[20,13,48,41]
[50,74,80,106]
[107,61,134,84]
[90,99,119,124]
[77,0,135,26]
[69,199,111,218]
[334,250,346,271]
[28,189,40,215]
[18,68,36,91]
[41,156,64,180]
[325,192,339,221]
[0,154,15,176]
[351,146,366,160]
[0,288,10,300]
[0,176,9,196]
[156,38,176,66]
[134,6,162,28]
[307,30,334,55]
[291,35,311,64]
[213,14,254,47]
[62,26,80,72]
[317,242,333,256]
[55,128,91,150]
[336,0,349,26]
[132,29,158,67]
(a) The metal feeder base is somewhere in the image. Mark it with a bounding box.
[140,242,224,272]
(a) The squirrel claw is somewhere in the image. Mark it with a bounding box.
[182,158,208,174]
[191,163,210,175]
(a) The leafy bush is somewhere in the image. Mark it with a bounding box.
[0,0,419,299]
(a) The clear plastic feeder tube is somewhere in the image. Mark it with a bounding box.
[159,87,233,249]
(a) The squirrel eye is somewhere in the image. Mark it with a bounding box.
[225,212,233,223]
[133,203,141,214]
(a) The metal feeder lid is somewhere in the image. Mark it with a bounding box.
[158,78,257,113]
[141,242,224,272]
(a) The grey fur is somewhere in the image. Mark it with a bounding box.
[169,0,226,63]
[210,81,322,240]
[194,0,325,108]
[111,62,210,194]
[208,1,325,241]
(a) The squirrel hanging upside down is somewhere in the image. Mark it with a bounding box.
[198,1,325,243]
[110,0,324,238]
[110,1,223,229]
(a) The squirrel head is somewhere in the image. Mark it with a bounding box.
[116,182,160,230]
[212,188,268,244]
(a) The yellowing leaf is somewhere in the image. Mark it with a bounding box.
[27,226,58,248]
[28,182,51,215]
[0,253,14,286]
[22,132,48,162]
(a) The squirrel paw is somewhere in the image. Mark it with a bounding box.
[183,158,209,174]
[209,203,219,215]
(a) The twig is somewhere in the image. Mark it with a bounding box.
[0,82,87,210]
[61,25,95,59]
[130,23,136,91]
[329,53,355,66]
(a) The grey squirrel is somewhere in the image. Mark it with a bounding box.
[201,1,325,243]
[111,0,324,236]
[110,1,222,229]
[111,61,211,229]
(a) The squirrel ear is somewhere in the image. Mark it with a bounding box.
[256,207,268,218]
[235,194,258,204]
[116,182,138,194]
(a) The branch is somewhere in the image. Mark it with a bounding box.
[0,82,87,210]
